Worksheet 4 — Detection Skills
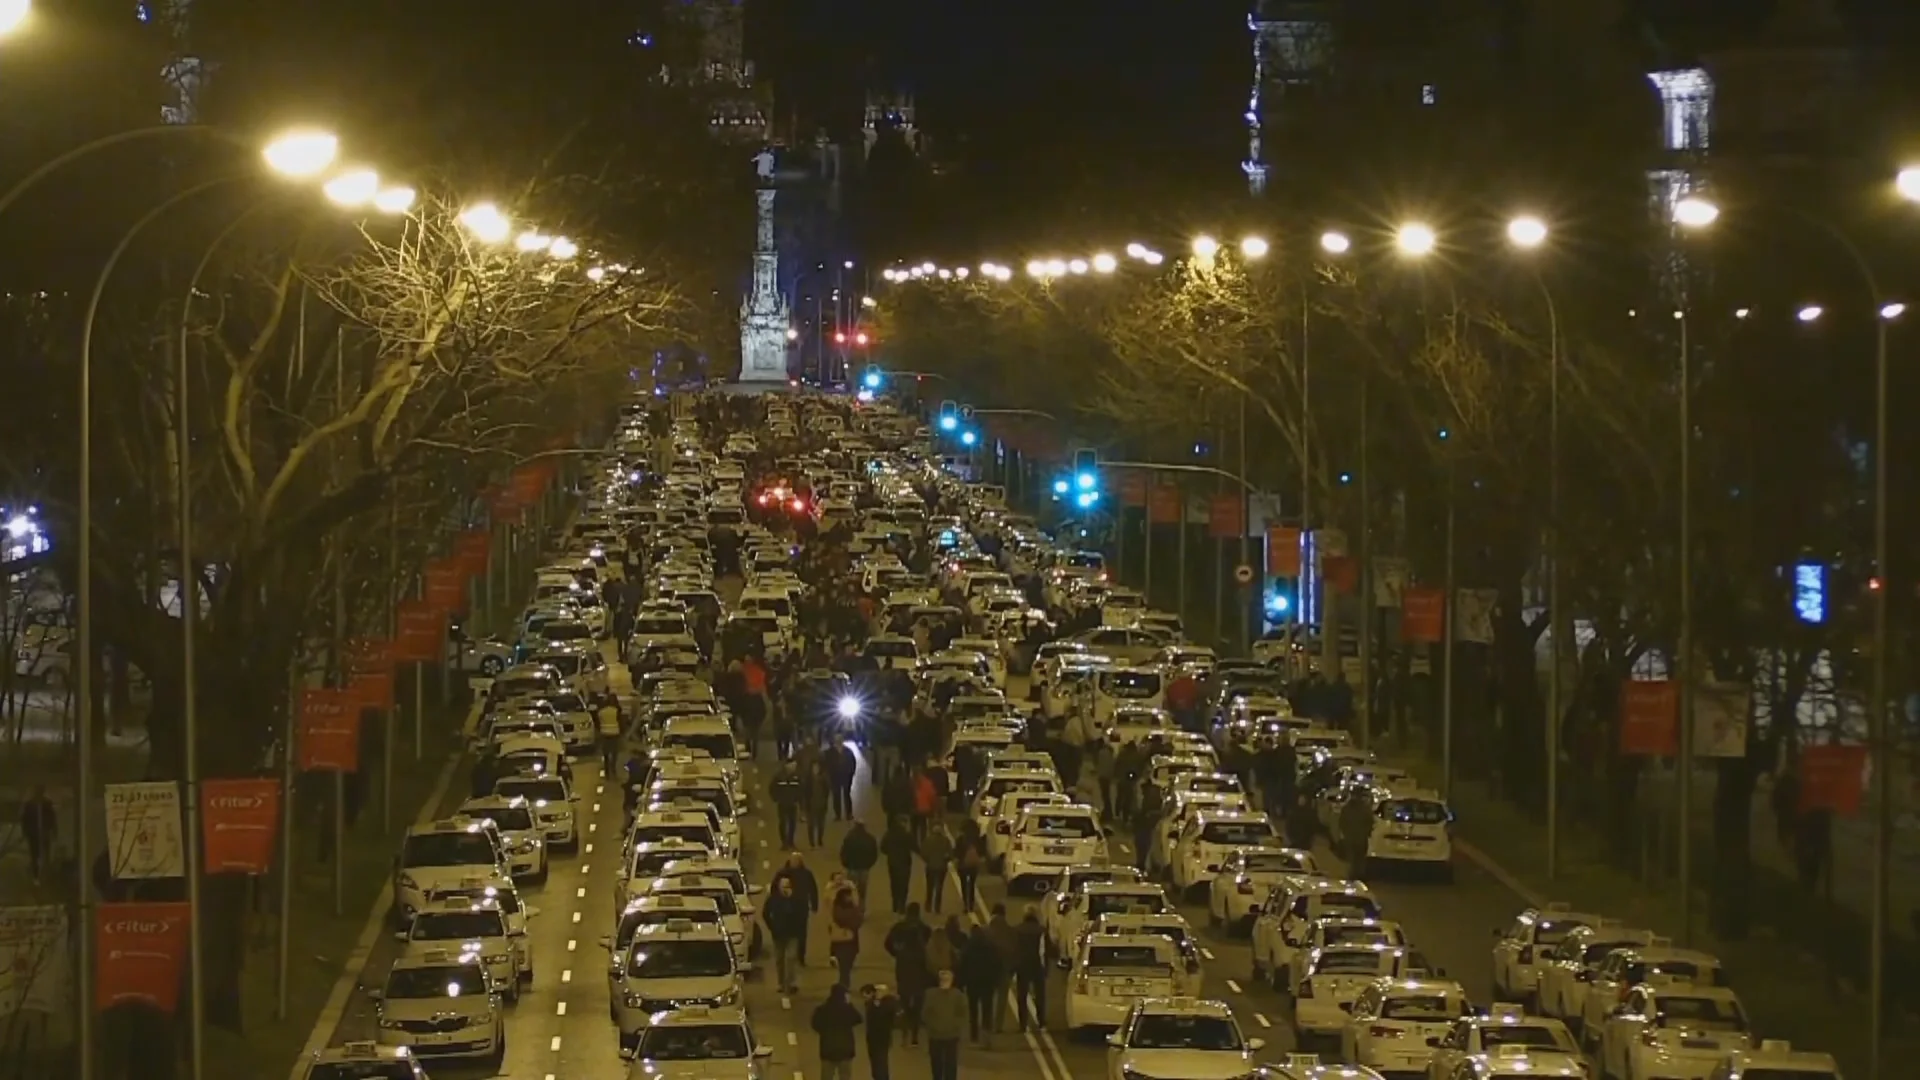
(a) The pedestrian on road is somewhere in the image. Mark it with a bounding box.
[771,853,821,965]
[1014,904,1047,1031]
[803,758,833,847]
[879,815,916,913]
[983,903,1020,1036]
[596,695,624,776]
[839,820,880,901]
[954,825,985,913]
[957,916,1002,1047]
[770,760,803,850]
[921,969,965,1080]
[918,822,954,914]
[810,984,863,1080]
[1132,786,1163,873]
[1090,735,1116,815]
[762,874,811,993]
[828,742,859,820]
[860,983,900,1080]
[19,786,54,884]
[883,903,932,1044]
[909,766,939,844]
[927,915,962,978]
[828,872,865,990]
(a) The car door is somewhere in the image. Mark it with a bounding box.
[1603,987,1650,1076]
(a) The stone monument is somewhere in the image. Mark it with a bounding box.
[738,150,791,382]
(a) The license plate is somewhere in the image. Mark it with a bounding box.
[1045,845,1072,856]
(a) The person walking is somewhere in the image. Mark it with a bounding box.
[828,741,859,820]
[860,983,900,1080]
[1013,904,1048,1031]
[839,819,880,902]
[762,873,811,993]
[879,815,916,913]
[883,904,932,1045]
[921,969,966,1080]
[810,984,863,1080]
[927,915,962,980]
[954,825,985,913]
[957,917,1002,1047]
[771,853,821,965]
[983,903,1020,1037]
[803,757,833,847]
[909,765,939,844]
[18,786,54,884]
[919,821,953,914]
[596,695,624,776]
[770,760,803,850]
[828,873,865,990]
[740,652,770,757]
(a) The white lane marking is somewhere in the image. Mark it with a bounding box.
[556,1002,568,1016]
[589,822,597,833]
[1225,978,1242,993]
[793,1072,805,1080]
[550,1035,562,1051]
[785,1032,798,1046]
[567,939,576,952]
[1201,947,1216,960]
[585,842,594,854]
[1253,1012,1271,1028]
[781,995,791,1010]
[762,860,771,870]
[580,864,590,875]
[594,803,602,813]
[572,912,582,923]
[597,785,605,795]
[562,969,572,984]
[576,887,587,899]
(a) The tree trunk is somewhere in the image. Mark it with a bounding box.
[200,875,253,1030]
[1709,754,1755,939]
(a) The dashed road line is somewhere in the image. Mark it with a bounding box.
[576,887,587,899]
[1201,947,1216,960]
[785,1031,798,1046]
[555,1002,567,1016]
[1225,978,1242,993]
[566,939,576,952]
[584,842,594,854]
[549,1035,562,1051]
[1253,1012,1271,1028]
[561,969,572,983]
[572,912,582,923]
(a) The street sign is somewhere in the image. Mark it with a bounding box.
[1207,493,1244,538]
[1234,564,1256,585]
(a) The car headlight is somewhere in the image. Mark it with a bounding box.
[396,873,418,891]
[623,991,646,1007]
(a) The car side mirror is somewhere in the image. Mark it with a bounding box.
[393,932,409,942]
[620,1047,638,1061]
[1247,1038,1266,1052]
[753,1045,775,1058]
[1106,1033,1124,1048]
[1056,956,1073,970]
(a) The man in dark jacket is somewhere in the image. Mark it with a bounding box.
[762,874,812,993]
[810,984,864,1080]
[879,815,917,912]
[860,983,901,1080]
[1013,904,1048,1032]
[982,904,1021,1036]
[828,743,859,820]
[957,920,1002,1047]
[840,820,880,902]
[771,853,820,964]
[769,760,803,849]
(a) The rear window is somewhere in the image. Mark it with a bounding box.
[1479,1024,1571,1052]
[635,618,688,635]
[1380,994,1459,1020]
[496,777,568,803]
[1314,950,1393,975]
[1089,893,1166,918]
[1200,820,1278,845]
[661,888,737,915]
[1023,814,1099,838]
[1382,799,1450,825]
[1100,672,1162,698]
[1086,945,1166,969]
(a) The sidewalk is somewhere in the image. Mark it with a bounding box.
[1381,736,1920,1080]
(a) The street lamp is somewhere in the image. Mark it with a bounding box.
[548,237,579,260]
[1897,166,1920,203]
[262,129,339,178]
[1507,215,1548,248]
[1319,230,1351,255]
[1882,302,1906,320]
[321,168,379,208]
[1092,252,1118,273]
[460,202,512,243]
[1796,305,1824,323]
[1192,235,1220,260]
[1395,222,1437,256]
[515,229,552,253]
[1673,196,1720,229]
[1240,236,1270,259]
[0,0,31,37]
[372,186,415,214]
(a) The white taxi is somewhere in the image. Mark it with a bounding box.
[391,818,507,927]
[613,919,747,1051]
[1533,923,1662,1030]
[299,1040,427,1080]
[599,894,724,1019]
[1076,912,1204,997]
[1248,880,1382,989]
[1206,846,1318,932]
[1489,903,1604,1006]
[1576,944,1723,1047]
[1350,789,1454,880]
[618,1004,776,1075]
[659,714,745,775]
[627,807,722,859]
[1340,977,1471,1077]
[986,792,1075,871]
[397,897,522,1000]
[1043,866,1143,957]
[1051,880,1170,959]
[1422,1005,1579,1080]
[413,875,540,985]
[456,795,548,884]
[1290,945,1417,1044]
[1063,932,1183,1031]
[1003,803,1109,893]
[647,784,742,854]
[1439,1045,1589,1079]
[1595,982,1750,1080]
[645,871,753,952]
[492,768,578,850]
[1711,1039,1840,1080]
[1104,997,1265,1080]
[370,949,505,1069]
[1168,810,1282,895]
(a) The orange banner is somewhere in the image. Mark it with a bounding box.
[1207,493,1244,539]
[424,559,466,613]
[349,670,394,711]
[454,531,490,576]
[1618,680,1678,756]
[96,902,190,1013]
[1400,587,1445,643]
[200,778,280,875]
[1266,525,1302,576]
[395,600,442,663]
[1799,745,1867,816]
[1148,484,1182,525]
[297,688,360,771]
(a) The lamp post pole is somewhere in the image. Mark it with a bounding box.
[1677,308,1694,947]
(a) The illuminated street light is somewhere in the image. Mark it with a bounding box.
[1240,236,1269,259]
[919,262,935,274]
[1141,250,1164,265]
[960,430,977,447]
[515,230,551,253]
[1067,258,1089,275]
[548,237,579,260]
[262,129,340,178]
[1506,215,1548,249]
[1734,307,1751,319]
[843,259,855,269]
[937,268,952,279]
[1053,479,1070,496]
[1319,231,1351,255]
[1045,259,1067,277]
[1395,223,1437,256]
[1026,260,1046,279]
[1797,305,1823,323]
[1898,167,1920,203]
[1126,243,1148,259]
[372,186,415,214]
[954,267,969,279]
[855,332,870,346]
[459,202,512,244]
[786,328,799,341]
[586,266,606,282]
[1192,235,1220,260]
[0,0,31,37]
[861,295,877,308]
[1882,302,1906,320]
[321,168,379,208]
[1092,252,1117,273]
[1673,196,1719,228]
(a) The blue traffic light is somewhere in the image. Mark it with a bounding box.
[1075,471,1097,491]
[939,414,958,432]
[1052,478,1070,495]
[863,371,882,389]
[1075,491,1100,509]
[960,429,978,447]
[1265,590,1292,615]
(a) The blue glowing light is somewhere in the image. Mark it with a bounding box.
[863,372,882,389]
[1265,592,1291,614]
[1052,479,1070,495]
[1794,561,1827,625]
[1338,471,1353,485]
[939,415,958,432]
[960,430,977,446]
[1075,472,1096,491]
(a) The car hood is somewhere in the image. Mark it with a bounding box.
[1119,1048,1256,1080]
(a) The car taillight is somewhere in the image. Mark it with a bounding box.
[1297,980,1315,999]
[1368,1025,1403,1038]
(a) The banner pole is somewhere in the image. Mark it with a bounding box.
[277,678,296,1020]
[332,770,344,916]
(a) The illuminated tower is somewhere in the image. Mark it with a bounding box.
[1244,0,1333,195]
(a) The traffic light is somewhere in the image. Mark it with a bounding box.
[1072,448,1099,491]
[960,403,975,422]
[960,429,978,447]
[862,365,882,390]
[938,400,958,431]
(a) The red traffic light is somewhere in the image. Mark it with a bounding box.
[834,332,847,344]
[854,332,870,346]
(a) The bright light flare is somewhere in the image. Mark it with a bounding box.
[1045,259,1067,277]
[1142,251,1164,265]
[954,267,969,280]
[959,430,978,447]
[785,328,799,341]
[1898,167,1920,203]
[1506,215,1548,249]
[1319,231,1351,255]
[1240,236,1269,259]
[262,129,339,178]
[1796,305,1823,323]
[836,697,862,720]
[854,332,870,346]
[1067,258,1089,275]
[1052,479,1070,495]
[1092,253,1118,273]
[1192,235,1220,260]
[372,186,416,214]
[548,237,579,260]
[1882,302,1906,320]
[0,0,31,37]
[1125,243,1147,259]
[586,266,606,282]
[1026,260,1047,279]
[321,168,379,208]
[1395,223,1437,256]
[514,230,551,253]
[1673,196,1719,228]
[459,202,512,244]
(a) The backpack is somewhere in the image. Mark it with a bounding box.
[913,774,937,815]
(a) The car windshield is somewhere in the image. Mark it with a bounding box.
[543,623,592,642]
[637,1023,751,1060]
[1066,553,1104,570]
[1087,945,1168,970]
[1322,925,1396,947]
[1129,1014,1240,1050]
[662,888,737,915]
[495,676,553,698]
[733,616,779,633]
[619,909,719,946]
[1381,994,1458,1020]
[633,824,717,850]
[496,778,568,803]
[386,963,488,999]
[1024,814,1099,838]
[1582,940,1643,965]
[867,640,918,657]
[636,619,688,635]
[469,806,534,831]
[1090,894,1165,918]
[664,733,736,760]
[545,694,586,712]
[412,910,507,940]
[1099,672,1161,697]
[1383,799,1449,824]
[1314,950,1394,975]
[308,1064,416,1080]
[1479,1024,1571,1051]
[1318,894,1380,919]
[536,654,583,675]
[1653,996,1745,1031]
[1201,820,1277,845]
[1241,851,1308,873]
[627,939,734,978]
[401,833,497,869]
[1626,960,1717,986]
